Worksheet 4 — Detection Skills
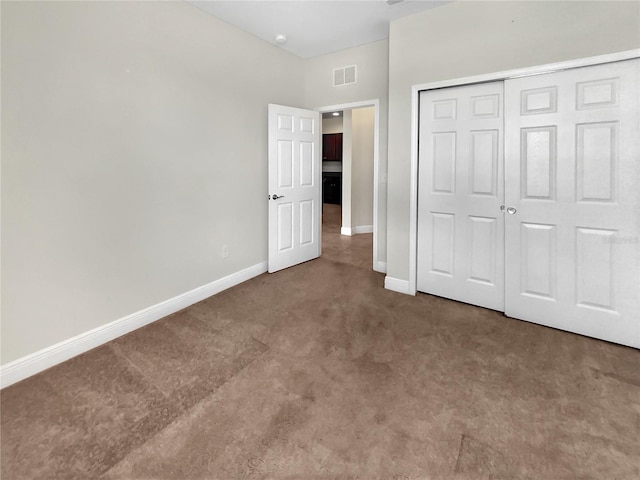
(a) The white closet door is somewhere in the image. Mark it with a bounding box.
[504,59,640,348]
[417,82,505,311]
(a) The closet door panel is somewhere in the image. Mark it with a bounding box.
[504,59,640,348]
[417,82,505,311]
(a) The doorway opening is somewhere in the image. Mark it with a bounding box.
[316,100,381,272]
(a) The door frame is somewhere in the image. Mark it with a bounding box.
[405,49,640,295]
[315,99,384,273]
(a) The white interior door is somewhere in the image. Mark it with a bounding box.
[268,104,321,273]
[504,59,640,348]
[417,82,505,311]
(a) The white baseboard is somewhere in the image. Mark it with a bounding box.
[384,276,412,295]
[374,261,387,274]
[353,225,373,234]
[0,262,268,389]
[341,225,373,236]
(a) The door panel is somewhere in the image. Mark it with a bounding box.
[417,82,505,311]
[469,130,498,195]
[520,222,556,299]
[504,59,640,348]
[268,104,321,273]
[468,216,498,285]
[521,126,556,199]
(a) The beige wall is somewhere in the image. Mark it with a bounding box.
[1,1,304,364]
[323,108,374,231]
[322,116,343,134]
[304,39,388,266]
[351,107,375,229]
[386,0,640,282]
[8,0,635,368]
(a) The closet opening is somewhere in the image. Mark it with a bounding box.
[409,51,640,348]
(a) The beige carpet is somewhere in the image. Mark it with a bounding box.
[2,204,639,479]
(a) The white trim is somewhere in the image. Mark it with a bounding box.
[341,110,353,235]
[342,225,373,236]
[375,261,387,274]
[372,103,380,270]
[1,262,268,389]
[316,99,379,113]
[408,84,420,296]
[408,49,640,297]
[315,99,381,273]
[353,225,373,234]
[411,49,640,94]
[384,276,411,295]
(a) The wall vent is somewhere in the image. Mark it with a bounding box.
[333,65,357,87]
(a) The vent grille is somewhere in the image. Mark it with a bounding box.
[333,65,357,87]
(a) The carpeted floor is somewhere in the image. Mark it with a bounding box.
[2,204,639,479]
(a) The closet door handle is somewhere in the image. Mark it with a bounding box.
[506,206,517,215]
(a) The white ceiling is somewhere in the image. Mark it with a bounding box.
[187,0,451,59]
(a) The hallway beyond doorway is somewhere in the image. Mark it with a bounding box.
[322,203,372,270]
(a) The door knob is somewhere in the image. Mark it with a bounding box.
[506,206,517,215]
[272,194,285,200]
[500,205,506,211]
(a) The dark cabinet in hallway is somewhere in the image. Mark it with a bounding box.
[323,172,341,205]
[322,133,343,161]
